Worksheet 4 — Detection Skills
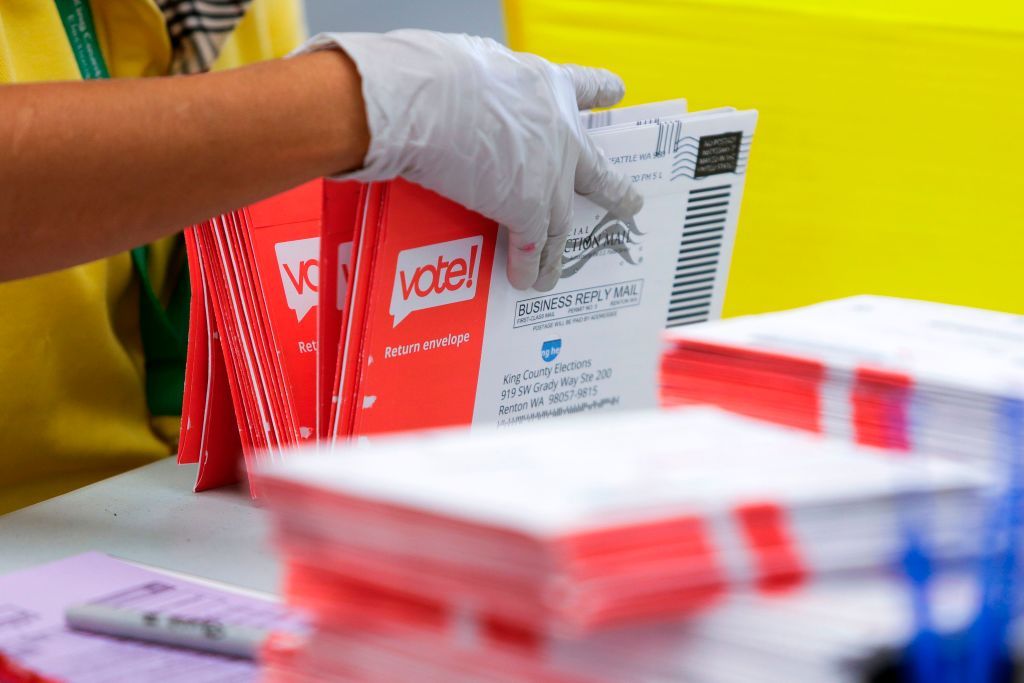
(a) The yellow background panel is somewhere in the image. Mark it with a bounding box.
[506,0,1024,316]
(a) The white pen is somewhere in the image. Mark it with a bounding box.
[65,603,269,660]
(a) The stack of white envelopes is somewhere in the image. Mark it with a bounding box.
[661,295,1024,466]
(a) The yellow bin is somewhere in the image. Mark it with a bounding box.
[506,0,1024,316]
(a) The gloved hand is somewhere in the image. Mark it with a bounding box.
[295,30,643,291]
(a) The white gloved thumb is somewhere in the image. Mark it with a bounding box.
[575,134,644,220]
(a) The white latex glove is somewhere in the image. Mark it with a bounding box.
[295,30,643,291]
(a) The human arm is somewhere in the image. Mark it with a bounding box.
[0,50,368,281]
[0,31,641,290]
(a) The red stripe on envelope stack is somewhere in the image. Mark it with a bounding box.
[257,407,986,682]
[660,339,826,433]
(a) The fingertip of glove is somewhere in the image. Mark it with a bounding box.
[565,64,626,110]
[533,265,562,292]
[507,258,540,291]
[594,68,626,107]
[509,276,534,292]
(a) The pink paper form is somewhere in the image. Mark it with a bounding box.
[0,552,301,682]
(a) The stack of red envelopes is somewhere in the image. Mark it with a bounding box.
[319,180,499,443]
[178,180,328,491]
[178,179,499,492]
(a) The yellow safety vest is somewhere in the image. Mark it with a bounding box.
[0,0,305,513]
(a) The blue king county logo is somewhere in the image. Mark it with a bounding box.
[541,339,562,363]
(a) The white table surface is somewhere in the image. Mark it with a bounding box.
[0,457,281,594]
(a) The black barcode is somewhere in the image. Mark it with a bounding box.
[666,185,731,327]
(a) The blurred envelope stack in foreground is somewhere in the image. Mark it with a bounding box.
[257,407,989,681]
[262,572,983,683]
